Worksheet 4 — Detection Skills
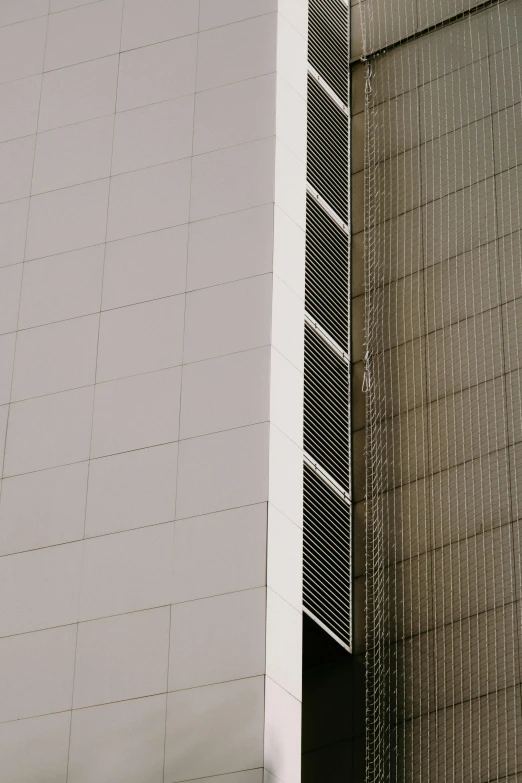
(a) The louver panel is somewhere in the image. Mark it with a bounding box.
[303,464,351,649]
[307,75,349,222]
[308,0,348,104]
[304,324,350,493]
[305,194,349,351]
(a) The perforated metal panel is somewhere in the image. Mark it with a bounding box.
[307,76,349,223]
[305,194,349,351]
[303,464,352,649]
[308,0,349,104]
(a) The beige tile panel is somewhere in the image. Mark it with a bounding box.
[172,504,267,603]
[0,461,88,555]
[11,314,99,401]
[429,376,507,473]
[381,337,426,419]
[169,588,266,691]
[489,44,522,114]
[419,59,492,143]
[371,39,419,103]
[79,523,175,621]
[423,177,497,267]
[421,116,494,205]
[425,240,500,333]
[429,687,522,783]
[4,386,94,476]
[19,245,104,329]
[0,624,76,722]
[373,90,420,163]
[496,166,522,239]
[199,0,276,30]
[432,524,516,626]
[381,475,432,563]
[0,198,29,268]
[39,55,119,132]
[117,35,197,112]
[190,138,275,223]
[44,0,122,71]
[196,14,277,93]
[0,0,48,27]
[380,405,429,490]
[416,10,488,83]
[165,677,265,782]
[103,226,187,310]
[32,115,114,195]
[0,135,35,204]
[107,159,191,242]
[0,712,71,783]
[187,204,273,292]
[385,550,433,640]
[68,695,166,783]
[25,179,110,261]
[176,423,269,519]
[97,295,185,382]
[506,368,522,446]
[121,0,199,51]
[194,74,276,157]
[90,367,181,458]
[432,605,521,709]
[0,16,47,84]
[426,307,504,402]
[0,74,41,143]
[502,298,522,374]
[487,0,522,53]
[374,147,422,221]
[183,275,272,364]
[380,270,426,351]
[388,631,434,720]
[493,103,522,174]
[431,448,512,548]
[112,95,194,176]
[0,332,15,405]
[0,541,82,637]
[73,606,170,708]
[179,347,270,440]
[85,442,178,537]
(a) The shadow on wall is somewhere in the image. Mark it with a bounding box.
[301,614,366,782]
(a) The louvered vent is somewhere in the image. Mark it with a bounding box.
[303,464,351,649]
[307,76,349,222]
[305,194,349,351]
[304,324,350,492]
[308,0,349,104]
[303,0,350,651]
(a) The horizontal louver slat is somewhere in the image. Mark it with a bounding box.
[308,0,348,104]
[304,324,350,492]
[305,194,349,351]
[307,76,349,222]
[303,464,351,648]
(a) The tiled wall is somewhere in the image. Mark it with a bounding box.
[352,0,522,779]
[0,2,307,782]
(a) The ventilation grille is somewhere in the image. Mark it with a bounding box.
[305,194,349,351]
[307,76,349,223]
[304,324,350,493]
[308,0,349,104]
[303,464,352,649]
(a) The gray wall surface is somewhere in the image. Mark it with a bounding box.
[0,2,308,781]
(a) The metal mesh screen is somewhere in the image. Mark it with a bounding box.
[359,0,522,780]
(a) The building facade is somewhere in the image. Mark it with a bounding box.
[0,2,308,781]
[0,0,521,782]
